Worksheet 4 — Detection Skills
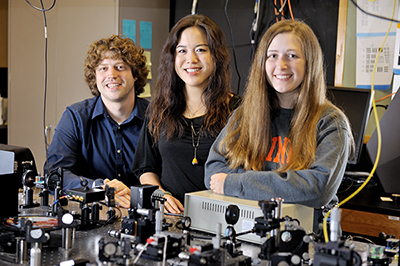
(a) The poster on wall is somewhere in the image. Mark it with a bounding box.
[356,0,399,90]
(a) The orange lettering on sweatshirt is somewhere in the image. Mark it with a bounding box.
[266,136,292,164]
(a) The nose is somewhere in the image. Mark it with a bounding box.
[186,51,199,64]
[276,57,287,70]
[107,68,118,79]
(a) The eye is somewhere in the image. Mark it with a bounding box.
[288,54,298,59]
[267,54,277,59]
[195,47,207,53]
[116,65,127,70]
[176,48,187,54]
[98,66,107,72]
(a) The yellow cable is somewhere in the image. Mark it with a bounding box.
[323,0,396,242]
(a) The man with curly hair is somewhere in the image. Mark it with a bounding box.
[44,35,149,208]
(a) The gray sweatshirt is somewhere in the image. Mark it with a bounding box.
[204,107,350,209]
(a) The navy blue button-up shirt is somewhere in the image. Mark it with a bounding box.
[44,96,148,191]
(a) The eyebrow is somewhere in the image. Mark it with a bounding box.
[176,44,209,49]
[98,61,125,67]
[267,48,299,53]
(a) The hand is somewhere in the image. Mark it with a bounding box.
[103,179,131,209]
[163,194,184,214]
[209,173,227,195]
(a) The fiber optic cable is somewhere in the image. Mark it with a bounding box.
[323,0,396,243]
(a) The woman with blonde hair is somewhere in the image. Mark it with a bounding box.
[205,20,353,215]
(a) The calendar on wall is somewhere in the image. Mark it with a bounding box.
[356,0,398,90]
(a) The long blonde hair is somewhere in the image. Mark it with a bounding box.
[220,20,346,172]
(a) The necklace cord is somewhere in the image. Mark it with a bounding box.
[190,121,202,165]
[186,103,205,118]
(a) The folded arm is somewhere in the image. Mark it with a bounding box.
[205,113,350,208]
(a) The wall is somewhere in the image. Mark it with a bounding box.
[343,1,393,137]
[8,0,117,171]
[118,0,170,98]
[8,0,170,172]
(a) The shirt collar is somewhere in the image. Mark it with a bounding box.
[91,96,145,124]
[92,96,106,120]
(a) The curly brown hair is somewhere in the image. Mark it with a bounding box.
[84,35,149,96]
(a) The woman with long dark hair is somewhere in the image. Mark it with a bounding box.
[132,14,241,213]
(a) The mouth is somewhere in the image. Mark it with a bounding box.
[185,67,202,75]
[106,83,121,89]
[274,74,292,80]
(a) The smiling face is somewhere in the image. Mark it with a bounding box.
[174,27,214,92]
[265,32,306,108]
[95,52,137,105]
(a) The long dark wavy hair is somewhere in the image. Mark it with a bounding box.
[148,14,232,141]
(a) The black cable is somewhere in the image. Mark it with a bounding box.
[191,235,213,240]
[369,104,388,115]
[273,1,283,21]
[164,212,184,217]
[350,0,400,24]
[250,28,256,61]
[24,0,56,11]
[224,0,241,94]
[218,229,256,240]
[24,0,56,174]
[40,0,49,172]
[338,177,355,194]
[190,229,255,240]
[273,0,289,22]
[98,201,123,226]
[250,0,260,61]
[235,229,255,237]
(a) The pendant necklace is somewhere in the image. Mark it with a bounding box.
[187,104,204,119]
[186,102,205,165]
[191,121,202,165]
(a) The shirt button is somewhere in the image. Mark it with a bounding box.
[117,150,121,153]
[117,126,121,130]
[118,173,121,177]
